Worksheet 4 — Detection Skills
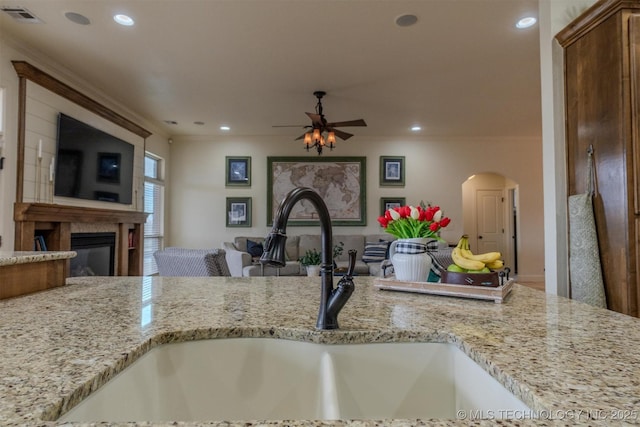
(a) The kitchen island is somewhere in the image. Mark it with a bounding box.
[0,276,638,426]
[0,251,76,299]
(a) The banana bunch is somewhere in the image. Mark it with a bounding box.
[448,235,504,273]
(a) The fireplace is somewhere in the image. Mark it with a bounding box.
[70,232,116,277]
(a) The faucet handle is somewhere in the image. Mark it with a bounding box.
[346,249,357,277]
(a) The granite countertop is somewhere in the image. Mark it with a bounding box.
[1,276,639,426]
[0,250,76,266]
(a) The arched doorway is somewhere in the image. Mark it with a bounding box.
[461,172,519,275]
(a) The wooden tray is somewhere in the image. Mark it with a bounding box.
[374,277,514,303]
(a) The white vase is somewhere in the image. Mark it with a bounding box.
[306,265,321,277]
[388,238,432,282]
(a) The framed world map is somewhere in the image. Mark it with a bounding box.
[267,156,366,226]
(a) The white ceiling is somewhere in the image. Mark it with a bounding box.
[1,0,543,141]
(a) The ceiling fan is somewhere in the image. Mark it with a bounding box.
[274,91,367,154]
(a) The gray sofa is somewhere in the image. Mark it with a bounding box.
[222,234,397,277]
[153,247,231,276]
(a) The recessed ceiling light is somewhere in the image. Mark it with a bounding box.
[395,14,418,27]
[516,16,537,29]
[411,126,422,132]
[220,126,230,131]
[65,12,90,25]
[194,121,205,125]
[164,120,178,125]
[114,14,134,26]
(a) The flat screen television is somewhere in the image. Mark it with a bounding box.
[54,113,135,204]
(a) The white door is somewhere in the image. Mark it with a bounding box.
[476,190,505,254]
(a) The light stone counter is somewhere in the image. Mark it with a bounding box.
[0,250,76,266]
[0,276,639,426]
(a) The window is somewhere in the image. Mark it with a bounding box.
[143,153,164,275]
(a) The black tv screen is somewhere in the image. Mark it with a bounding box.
[54,113,135,204]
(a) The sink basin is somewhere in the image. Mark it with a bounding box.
[60,338,530,422]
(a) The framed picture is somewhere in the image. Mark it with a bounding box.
[225,156,251,186]
[380,156,405,187]
[380,197,406,216]
[267,156,366,226]
[97,153,121,184]
[226,197,252,227]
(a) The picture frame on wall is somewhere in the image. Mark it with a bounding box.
[379,156,405,187]
[226,197,252,227]
[225,156,251,186]
[266,156,366,226]
[380,197,406,216]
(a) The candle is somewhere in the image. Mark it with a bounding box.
[37,139,42,159]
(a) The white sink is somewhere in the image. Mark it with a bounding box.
[60,339,530,422]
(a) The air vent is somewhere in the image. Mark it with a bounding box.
[1,6,43,23]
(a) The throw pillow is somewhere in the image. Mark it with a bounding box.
[362,240,391,263]
[246,239,264,257]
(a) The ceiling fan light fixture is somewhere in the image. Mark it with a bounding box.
[280,90,367,155]
[327,131,336,144]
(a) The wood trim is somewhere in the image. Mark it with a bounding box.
[16,75,26,202]
[556,0,640,47]
[117,223,130,276]
[631,14,640,215]
[14,203,147,224]
[11,61,152,139]
[14,219,35,252]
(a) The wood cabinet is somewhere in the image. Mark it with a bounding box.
[557,0,640,316]
[14,203,147,276]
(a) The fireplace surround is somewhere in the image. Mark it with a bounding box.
[14,203,147,276]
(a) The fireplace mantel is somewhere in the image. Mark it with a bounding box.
[14,203,147,224]
[14,203,147,276]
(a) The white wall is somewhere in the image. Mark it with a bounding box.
[169,134,544,282]
[0,35,23,251]
[23,82,145,208]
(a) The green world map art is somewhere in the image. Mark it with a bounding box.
[267,157,366,226]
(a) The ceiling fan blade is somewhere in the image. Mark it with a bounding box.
[294,132,307,141]
[326,119,367,128]
[327,127,354,140]
[272,124,310,128]
[305,112,323,126]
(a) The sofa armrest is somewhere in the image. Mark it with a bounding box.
[222,242,253,277]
